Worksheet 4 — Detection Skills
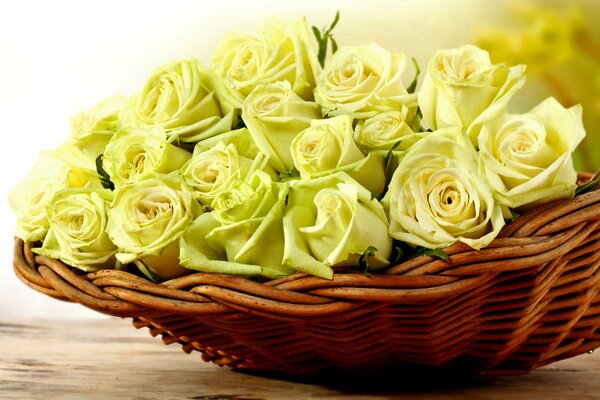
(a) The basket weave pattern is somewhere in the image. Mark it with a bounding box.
[13,187,600,374]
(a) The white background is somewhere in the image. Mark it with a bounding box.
[0,0,594,321]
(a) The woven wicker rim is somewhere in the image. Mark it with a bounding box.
[13,185,600,319]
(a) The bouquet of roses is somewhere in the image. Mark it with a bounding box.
[10,13,593,282]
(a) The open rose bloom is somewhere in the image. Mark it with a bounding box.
[10,14,590,282]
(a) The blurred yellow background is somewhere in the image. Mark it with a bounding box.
[474,0,600,171]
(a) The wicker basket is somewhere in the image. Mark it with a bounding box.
[13,183,600,375]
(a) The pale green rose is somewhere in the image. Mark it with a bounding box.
[103,126,191,187]
[418,45,526,145]
[9,153,98,242]
[107,174,201,281]
[130,58,234,143]
[51,142,104,189]
[383,130,505,250]
[314,43,417,118]
[291,115,385,195]
[182,141,276,206]
[34,188,117,271]
[212,17,319,111]
[478,97,585,209]
[353,108,424,152]
[242,80,321,172]
[283,173,392,279]
[211,170,278,225]
[55,98,124,189]
[180,171,294,278]
[69,95,126,160]
[193,128,260,160]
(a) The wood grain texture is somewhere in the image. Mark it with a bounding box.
[1,318,599,400]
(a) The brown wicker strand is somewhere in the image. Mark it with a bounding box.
[11,185,600,374]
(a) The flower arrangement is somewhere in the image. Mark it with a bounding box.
[10,13,596,283]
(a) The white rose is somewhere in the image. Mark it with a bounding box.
[478,97,585,209]
[182,141,276,206]
[9,153,97,242]
[103,126,191,187]
[384,129,505,250]
[180,171,294,279]
[314,43,417,118]
[291,115,385,195]
[131,58,234,143]
[242,80,321,172]
[34,188,117,271]
[212,17,319,111]
[283,173,392,278]
[418,45,526,144]
[69,95,126,160]
[353,108,423,152]
[108,174,201,280]
[192,127,261,160]
[211,171,278,225]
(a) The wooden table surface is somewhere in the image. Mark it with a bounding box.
[1,317,599,400]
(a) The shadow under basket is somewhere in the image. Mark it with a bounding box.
[13,187,600,375]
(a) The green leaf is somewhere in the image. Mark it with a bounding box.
[328,11,341,33]
[390,242,449,264]
[385,140,402,168]
[279,167,301,182]
[314,11,341,68]
[390,246,405,266]
[378,140,402,199]
[414,247,450,262]
[407,57,421,94]
[410,111,422,132]
[575,173,600,196]
[133,260,163,283]
[95,154,114,191]
[232,117,246,130]
[318,38,329,68]
[358,245,378,276]
[312,25,322,43]
[330,36,339,54]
